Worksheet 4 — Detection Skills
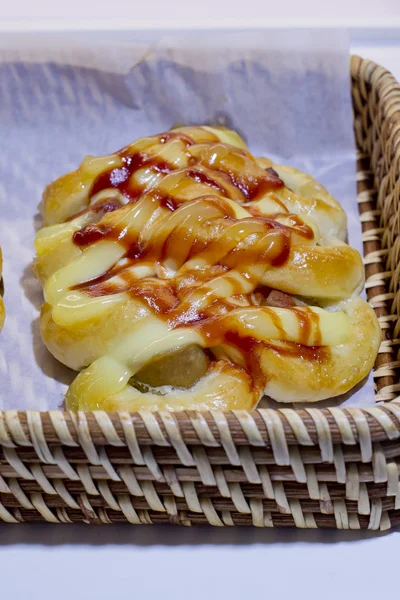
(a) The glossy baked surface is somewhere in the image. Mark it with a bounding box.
[34,126,381,410]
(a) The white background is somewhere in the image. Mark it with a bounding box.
[1,0,400,27]
[1,2,400,599]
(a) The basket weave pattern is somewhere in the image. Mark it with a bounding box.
[0,56,400,528]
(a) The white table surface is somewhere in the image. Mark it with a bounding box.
[1,4,400,598]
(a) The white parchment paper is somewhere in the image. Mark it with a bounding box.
[0,29,374,410]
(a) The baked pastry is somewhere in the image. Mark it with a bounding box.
[34,126,381,410]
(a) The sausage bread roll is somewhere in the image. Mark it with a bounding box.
[34,126,380,410]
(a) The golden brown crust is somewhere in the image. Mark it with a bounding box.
[42,170,88,226]
[35,126,380,410]
[271,164,347,240]
[66,360,256,412]
[260,298,381,402]
[261,244,364,300]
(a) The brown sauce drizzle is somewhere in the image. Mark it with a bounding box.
[126,279,179,314]
[266,229,290,268]
[66,197,122,223]
[159,131,196,146]
[185,168,228,195]
[90,153,173,201]
[263,341,330,363]
[210,163,284,201]
[73,224,111,246]
[224,332,266,393]
[68,129,328,375]
[89,131,198,202]
[286,214,314,240]
[262,308,286,338]
[81,280,122,298]
[291,307,322,346]
[245,211,314,242]
[73,260,139,291]
[158,194,179,212]
[246,195,289,216]
[87,130,284,209]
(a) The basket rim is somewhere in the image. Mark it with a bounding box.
[1,54,400,451]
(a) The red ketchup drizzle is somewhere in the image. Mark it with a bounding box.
[66,197,122,222]
[88,132,197,202]
[222,167,284,200]
[90,153,173,201]
[185,168,227,195]
[68,130,328,373]
[263,341,329,363]
[73,224,111,246]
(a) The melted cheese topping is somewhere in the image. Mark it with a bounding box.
[35,126,367,409]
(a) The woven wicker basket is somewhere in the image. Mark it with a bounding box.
[0,55,399,529]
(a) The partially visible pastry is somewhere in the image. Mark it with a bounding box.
[34,126,380,410]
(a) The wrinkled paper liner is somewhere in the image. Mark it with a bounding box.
[0,29,374,410]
